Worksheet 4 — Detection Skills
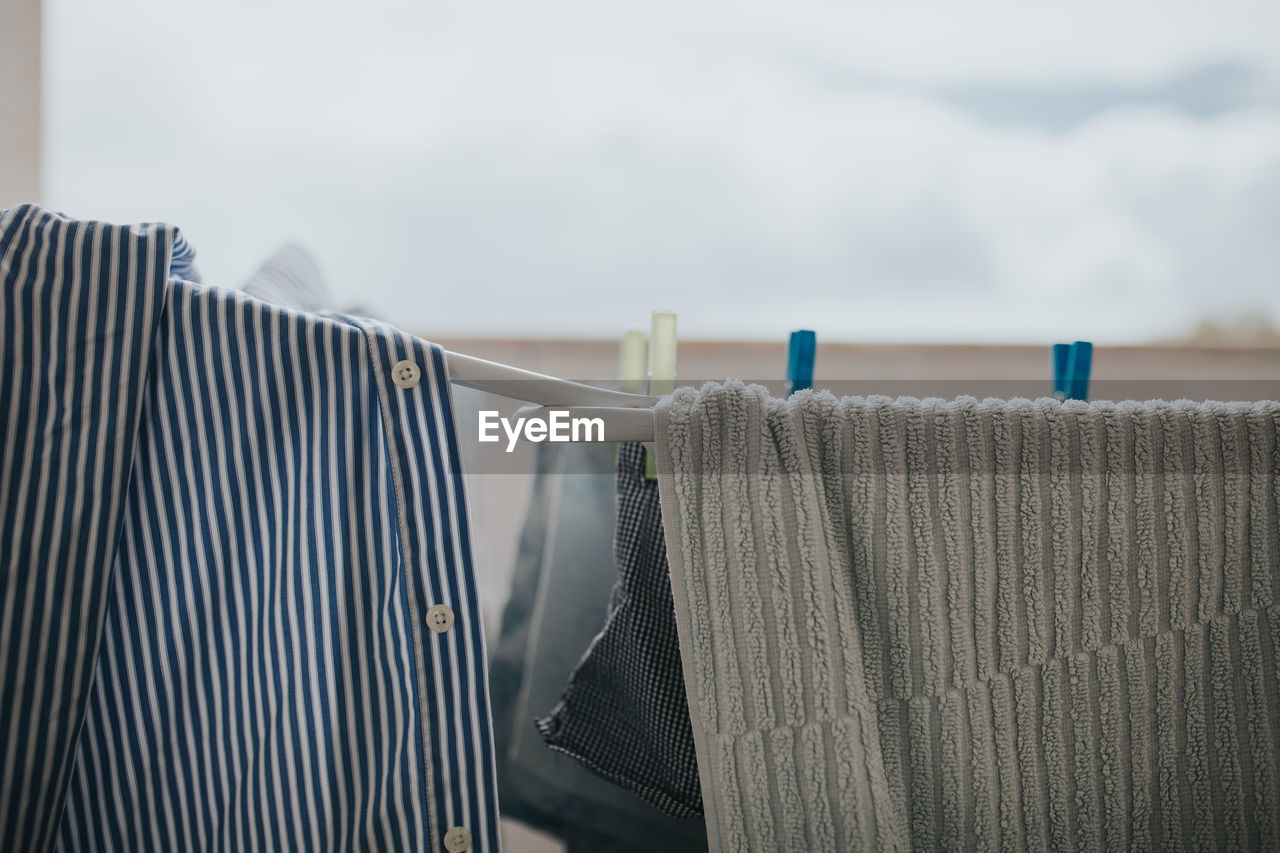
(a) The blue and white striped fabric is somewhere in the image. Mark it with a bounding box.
[240,242,330,312]
[168,228,201,283]
[0,204,501,852]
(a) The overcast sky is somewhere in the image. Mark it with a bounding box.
[45,0,1280,343]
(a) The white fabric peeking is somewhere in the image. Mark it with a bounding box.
[653,381,1280,853]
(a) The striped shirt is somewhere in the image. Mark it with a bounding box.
[0,204,501,852]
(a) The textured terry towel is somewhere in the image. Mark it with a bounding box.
[653,381,1280,853]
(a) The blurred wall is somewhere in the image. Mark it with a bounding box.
[0,0,42,207]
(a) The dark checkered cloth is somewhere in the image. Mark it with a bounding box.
[536,443,703,818]
[491,443,706,852]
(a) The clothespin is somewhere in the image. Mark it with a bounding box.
[615,330,647,466]
[648,310,677,396]
[1052,343,1071,399]
[1067,340,1092,401]
[645,310,676,479]
[1053,340,1092,401]
[786,330,816,396]
[618,330,647,395]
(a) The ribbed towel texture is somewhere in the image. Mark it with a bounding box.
[653,381,1280,853]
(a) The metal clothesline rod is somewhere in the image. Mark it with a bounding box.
[444,351,658,442]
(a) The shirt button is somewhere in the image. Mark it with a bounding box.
[426,604,454,634]
[443,826,471,851]
[391,359,421,389]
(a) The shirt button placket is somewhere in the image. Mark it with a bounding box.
[390,363,454,631]
[391,356,466,849]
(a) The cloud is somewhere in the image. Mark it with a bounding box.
[43,0,1280,343]
[935,63,1279,133]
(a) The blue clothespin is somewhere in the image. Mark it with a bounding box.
[786,330,816,395]
[1054,340,1093,401]
[1067,340,1092,401]
[1052,343,1071,399]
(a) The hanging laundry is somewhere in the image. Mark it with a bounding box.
[0,205,501,852]
[537,442,704,820]
[169,227,202,283]
[239,241,331,310]
[653,381,1280,853]
[490,441,706,851]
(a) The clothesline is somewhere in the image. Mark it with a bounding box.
[446,351,659,441]
[6,204,1280,853]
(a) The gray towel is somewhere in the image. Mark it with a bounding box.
[653,381,1280,852]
